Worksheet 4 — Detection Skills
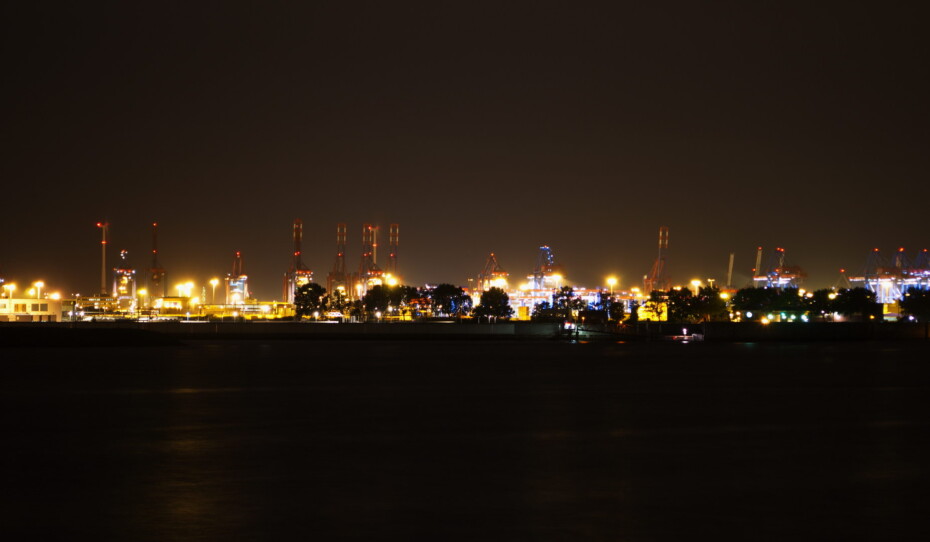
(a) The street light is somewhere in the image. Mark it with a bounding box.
[606,276,618,295]
[690,279,702,296]
[34,281,44,299]
[3,284,14,314]
[176,282,195,298]
[209,278,219,304]
[137,288,147,316]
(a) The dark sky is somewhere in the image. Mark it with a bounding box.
[3,2,928,299]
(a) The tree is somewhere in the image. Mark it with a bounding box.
[833,287,881,320]
[552,286,588,311]
[692,285,729,322]
[295,282,327,319]
[361,284,420,318]
[772,287,805,314]
[384,285,406,311]
[641,290,666,321]
[395,285,421,319]
[326,288,350,315]
[552,286,574,309]
[900,288,930,321]
[429,283,471,316]
[472,287,514,322]
[731,287,778,318]
[804,289,836,321]
[597,292,626,321]
[626,301,639,323]
[347,299,363,320]
[362,285,390,314]
[531,300,551,318]
[731,287,816,321]
[666,287,696,322]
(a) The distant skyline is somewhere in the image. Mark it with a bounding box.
[0,218,924,299]
[3,3,928,299]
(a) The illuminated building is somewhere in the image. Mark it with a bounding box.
[226,251,250,305]
[149,222,166,298]
[752,247,805,289]
[1,285,63,322]
[848,248,930,304]
[478,252,509,291]
[112,250,137,311]
[643,226,670,293]
[283,219,313,303]
[529,245,565,289]
[327,223,349,295]
[354,223,385,297]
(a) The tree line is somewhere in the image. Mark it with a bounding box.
[639,286,930,323]
[295,281,930,323]
[294,283,514,322]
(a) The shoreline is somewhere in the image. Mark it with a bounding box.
[2,320,929,347]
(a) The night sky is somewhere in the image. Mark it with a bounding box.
[3,2,928,299]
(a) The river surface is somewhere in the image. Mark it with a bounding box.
[1,340,928,540]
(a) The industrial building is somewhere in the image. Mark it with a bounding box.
[112,249,137,311]
[848,248,930,304]
[321,222,401,300]
[149,222,166,298]
[0,295,63,322]
[226,251,251,305]
[0,277,64,322]
[752,247,806,289]
[9,219,923,324]
[283,219,313,304]
[472,245,614,321]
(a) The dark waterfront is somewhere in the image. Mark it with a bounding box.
[2,340,929,540]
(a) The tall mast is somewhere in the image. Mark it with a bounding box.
[150,222,165,297]
[388,223,399,274]
[97,221,109,295]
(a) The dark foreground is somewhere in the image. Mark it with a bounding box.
[2,340,928,540]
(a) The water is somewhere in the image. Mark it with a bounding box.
[2,340,928,540]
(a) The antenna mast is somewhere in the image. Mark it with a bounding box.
[97,221,109,295]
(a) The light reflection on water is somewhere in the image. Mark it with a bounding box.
[1,340,928,539]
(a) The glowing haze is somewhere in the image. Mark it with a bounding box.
[2,3,928,299]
